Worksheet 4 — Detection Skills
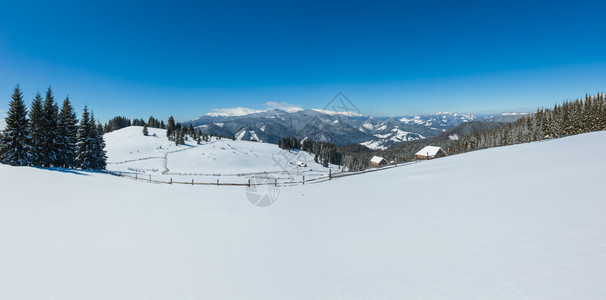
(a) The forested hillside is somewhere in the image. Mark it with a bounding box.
[290,93,605,171]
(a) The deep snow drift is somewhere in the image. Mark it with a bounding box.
[1,132,606,299]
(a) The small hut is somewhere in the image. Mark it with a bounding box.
[415,146,446,160]
[370,156,388,167]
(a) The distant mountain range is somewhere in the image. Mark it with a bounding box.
[184,110,528,150]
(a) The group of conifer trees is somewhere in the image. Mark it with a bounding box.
[104,116,165,133]
[103,114,213,145]
[277,137,301,150]
[455,93,606,151]
[0,86,106,170]
[165,116,210,145]
[278,137,342,167]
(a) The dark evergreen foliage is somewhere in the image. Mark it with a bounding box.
[1,86,106,170]
[167,116,175,140]
[0,86,31,166]
[104,116,131,132]
[57,97,78,168]
[454,93,606,151]
[75,107,104,169]
[103,116,165,133]
[40,87,60,167]
[132,118,146,127]
[28,92,45,165]
[90,113,107,170]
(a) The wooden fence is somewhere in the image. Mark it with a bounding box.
[103,169,335,187]
[103,160,416,188]
[104,150,470,188]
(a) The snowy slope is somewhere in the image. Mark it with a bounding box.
[1,132,606,298]
[104,126,334,180]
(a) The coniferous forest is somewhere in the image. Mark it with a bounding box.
[0,86,107,170]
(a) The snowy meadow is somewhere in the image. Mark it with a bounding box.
[1,132,605,299]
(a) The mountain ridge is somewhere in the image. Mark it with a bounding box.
[184,109,526,150]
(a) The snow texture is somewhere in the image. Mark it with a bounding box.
[1,132,606,298]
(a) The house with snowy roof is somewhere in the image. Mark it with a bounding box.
[415,146,446,160]
[370,156,388,167]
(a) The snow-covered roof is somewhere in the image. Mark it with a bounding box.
[415,146,444,156]
[370,156,386,163]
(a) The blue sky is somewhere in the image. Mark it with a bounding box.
[0,0,605,122]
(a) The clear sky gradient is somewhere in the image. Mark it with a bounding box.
[1,0,605,122]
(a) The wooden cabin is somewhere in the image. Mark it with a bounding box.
[370,156,388,167]
[415,146,447,160]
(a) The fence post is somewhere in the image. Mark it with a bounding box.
[119,171,122,177]
[274,178,277,187]
[135,174,137,180]
[329,169,332,180]
[169,178,172,184]
[217,178,219,186]
[302,175,305,185]
[395,158,397,167]
[149,174,151,183]
[192,179,194,185]
[248,179,251,187]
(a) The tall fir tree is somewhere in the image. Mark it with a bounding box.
[143,124,149,136]
[57,97,78,168]
[28,92,45,166]
[167,116,175,140]
[0,85,31,166]
[40,87,59,167]
[90,113,107,170]
[75,106,95,169]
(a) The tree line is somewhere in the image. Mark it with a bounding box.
[104,116,166,133]
[104,114,225,146]
[0,86,106,170]
[454,93,606,151]
[165,116,215,145]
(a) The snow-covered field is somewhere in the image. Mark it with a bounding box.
[105,126,335,181]
[1,131,606,299]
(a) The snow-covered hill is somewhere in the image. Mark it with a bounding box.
[104,126,335,181]
[1,131,605,298]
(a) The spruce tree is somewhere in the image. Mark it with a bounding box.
[75,106,94,169]
[0,86,31,166]
[143,124,149,136]
[40,87,59,167]
[28,92,45,166]
[167,116,175,140]
[90,113,107,170]
[57,97,78,168]
[188,124,194,136]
